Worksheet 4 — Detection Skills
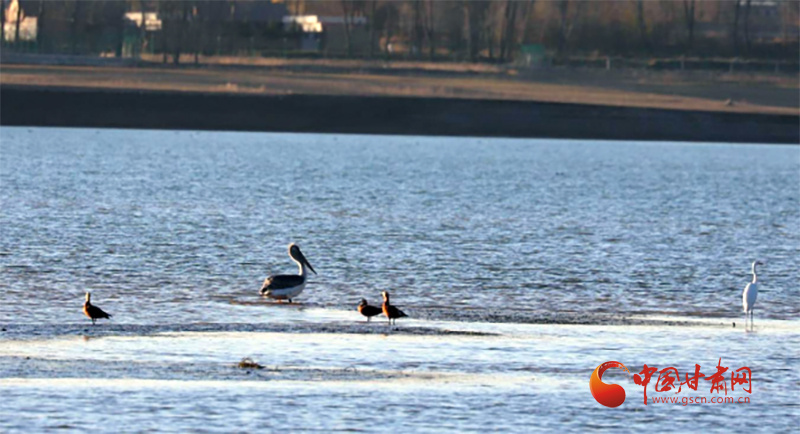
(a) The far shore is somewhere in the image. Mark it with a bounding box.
[0,59,797,144]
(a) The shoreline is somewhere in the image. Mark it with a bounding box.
[1,84,797,144]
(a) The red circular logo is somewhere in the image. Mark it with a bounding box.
[590,361,630,408]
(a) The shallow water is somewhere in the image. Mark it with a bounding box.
[0,128,798,432]
[1,316,798,433]
[1,128,798,324]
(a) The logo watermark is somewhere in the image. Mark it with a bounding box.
[590,358,752,407]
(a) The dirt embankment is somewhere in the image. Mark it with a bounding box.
[0,61,797,143]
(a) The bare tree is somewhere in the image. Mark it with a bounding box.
[462,1,472,60]
[516,0,535,50]
[462,1,489,61]
[732,0,740,55]
[159,0,167,63]
[1,0,5,47]
[340,0,354,56]
[499,0,518,61]
[172,1,190,64]
[114,1,126,58]
[411,0,423,57]
[682,0,695,53]
[368,0,376,58]
[557,0,577,55]
[373,1,397,57]
[14,0,21,46]
[37,0,46,51]
[423,0,435,59]
[743,0,751,54]
[635,0,651,54]
[140,0,147,59]
[70,0,82,54]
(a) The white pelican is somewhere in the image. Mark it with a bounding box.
[260,243,316,303]
[83,292,111,325]
[742,260,763,330]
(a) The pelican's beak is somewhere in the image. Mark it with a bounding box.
[300,251,317,275]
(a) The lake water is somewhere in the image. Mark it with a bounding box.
[0,128,798,432]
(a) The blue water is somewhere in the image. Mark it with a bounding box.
[0,127,798,433]
[1,128,797,323]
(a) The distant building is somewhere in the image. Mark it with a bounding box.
[124,12,162,32]
[696,0,799,43]
[3,0,37,42]
[740,0,799,42]
[283,16,322,51]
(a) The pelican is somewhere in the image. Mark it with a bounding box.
[83,292,111,325]
[357,298,382,322]
[742,260,763,330]
[260,243,316,303]
[381,291,408,326]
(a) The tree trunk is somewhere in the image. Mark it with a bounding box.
[159,0,167,63]
[115,2,125,58]
[500,0,519,62]
[70,1,82,54]
[557,0,570,55]
[192,1,200,65]
[368,0,376,58]
[682,0,695,54]
[14,0,22,46]
[465,1,486,62]
[517,0,535,49]
[462,1,471,61]
[485,2,496,61]
[744,0,752,54]
[173,2,189,65]
[340,0,352,57]
[732,0,740,56]
[1,0,6,47]
[425,0,435,60]
[140,0,146,59]
[412,0,423,58]
[37,0,46,51]
[636,0,651,54]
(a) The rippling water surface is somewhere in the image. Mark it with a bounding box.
[1,128,798,322]
[0,127,798,432]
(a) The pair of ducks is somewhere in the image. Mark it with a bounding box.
[358,291,408,325]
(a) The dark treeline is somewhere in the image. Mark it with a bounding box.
[2,0,798,63]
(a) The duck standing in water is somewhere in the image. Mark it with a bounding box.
[381,291,408,326]
[83,292,111,325]
[260,243,316,303]
[357,298,382,322]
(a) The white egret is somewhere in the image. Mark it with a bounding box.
[742,261,763,330]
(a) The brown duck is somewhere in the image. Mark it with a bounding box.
[381,291,408,326]
[83,292,111,325]
[357,298,382,322]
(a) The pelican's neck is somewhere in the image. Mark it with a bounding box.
[295,258,307,277]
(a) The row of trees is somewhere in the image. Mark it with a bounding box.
[2,0,798,62]
[325,0,799,60]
